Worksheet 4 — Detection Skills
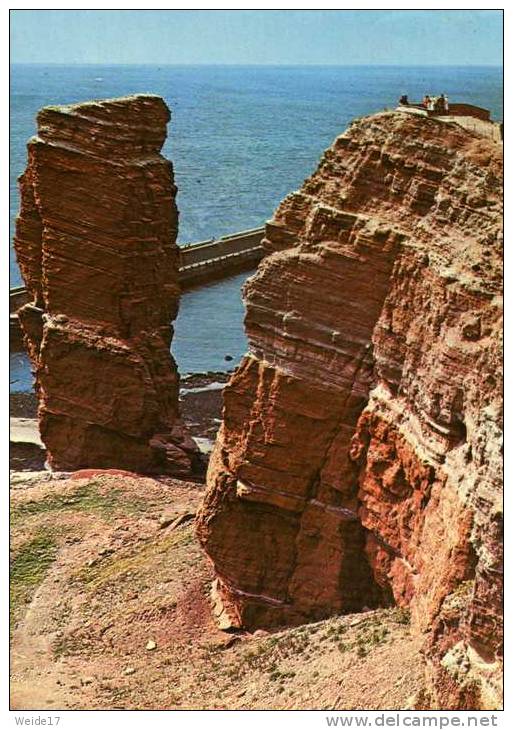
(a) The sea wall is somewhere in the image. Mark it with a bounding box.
[10,227,265,348]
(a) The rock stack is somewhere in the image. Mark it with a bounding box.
[14,95,197,475]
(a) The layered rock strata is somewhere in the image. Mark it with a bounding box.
[197,112,503,708]
[14,95,196,474]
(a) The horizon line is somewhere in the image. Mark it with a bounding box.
[10,61,503,68]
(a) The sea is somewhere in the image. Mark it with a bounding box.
[10,64,503,391]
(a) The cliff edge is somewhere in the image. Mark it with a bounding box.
[197,111,503,709]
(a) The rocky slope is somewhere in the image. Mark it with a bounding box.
[197,111,503,709]
[10,470,423,710]
[14,95,197,475]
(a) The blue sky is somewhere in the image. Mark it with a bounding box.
[10,10,503,66]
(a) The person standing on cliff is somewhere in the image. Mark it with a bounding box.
[434,94,449,113]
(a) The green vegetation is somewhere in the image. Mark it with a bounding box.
[77,528,193,592]
[218,626,310,684]
[450,580,474,601]
[10,530,58,631]
[210,607,412,691]
[11,482,149,524]
[319,612,394,657]
[392,607,411,625]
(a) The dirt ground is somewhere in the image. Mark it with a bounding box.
[10,471,425,711]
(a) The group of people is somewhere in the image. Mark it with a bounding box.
[422,93,449,112]
[398,93,449,113]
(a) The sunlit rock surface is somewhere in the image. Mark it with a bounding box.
[197,111,503,709]
[14,95,196,475]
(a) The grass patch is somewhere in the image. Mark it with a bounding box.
[10,530,58,631]
[392,607,410,625]
[77,528,194,592]
[222,627,310,682]
[315,610,403,657]
[11,482,149,524]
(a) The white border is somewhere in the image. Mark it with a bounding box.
[2,4,507,726]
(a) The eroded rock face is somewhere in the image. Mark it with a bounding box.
[14,95,197,475]
[197,112,503,708]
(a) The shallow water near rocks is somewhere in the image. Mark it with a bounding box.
[10,271,250,394]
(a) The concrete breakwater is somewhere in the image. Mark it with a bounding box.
[178,226,264,286]
[10,225,265,347]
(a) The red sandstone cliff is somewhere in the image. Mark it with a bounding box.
[14,95,197,475]
[197,112,503,709]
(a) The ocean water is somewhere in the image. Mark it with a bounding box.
[10,64,503,388]
[10,271,248,392]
